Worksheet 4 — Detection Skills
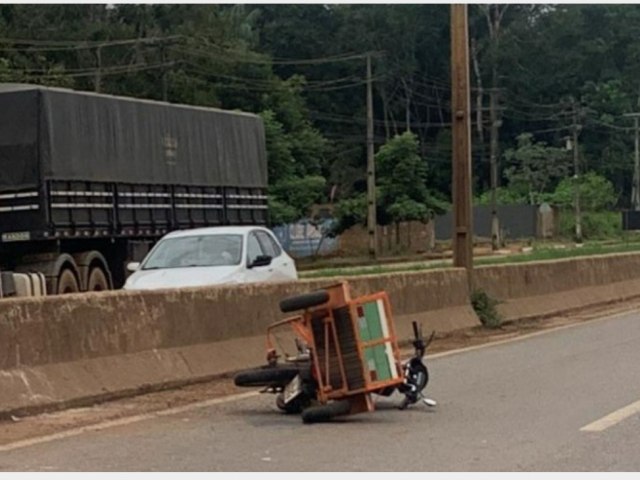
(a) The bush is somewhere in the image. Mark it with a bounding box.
[556,210,621,240]
[471,289,503,329]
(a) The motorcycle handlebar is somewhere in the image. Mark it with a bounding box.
[412,321,420,340]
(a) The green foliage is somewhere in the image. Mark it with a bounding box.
[376,132,447,224]
[557,210,621,240]
[470,289,503,329]
[475,186,529,206]
[387,197,430,222]
[268,197,298,226]
[3,4,640,234]
[261,76,328,178]
[502,133,570,205]
[268,175,326,226]
[548,171,617,211]
[261,109,295,183]
[330,194,367,236]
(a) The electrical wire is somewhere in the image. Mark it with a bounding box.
[0,35,182,52]
[17,61,177,79]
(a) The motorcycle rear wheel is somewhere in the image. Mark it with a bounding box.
[234,366,300,387]
[301,400,351,424]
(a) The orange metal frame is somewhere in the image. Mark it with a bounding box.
[265,282,404,413]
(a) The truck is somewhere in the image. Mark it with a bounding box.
[0,83,269,295]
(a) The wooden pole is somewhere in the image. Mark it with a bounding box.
[624,113,640,210]
[572,99,583,244]
[366,53,378,259]
[451,4,474,285]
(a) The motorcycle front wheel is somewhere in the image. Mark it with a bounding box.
[407,361,429,392]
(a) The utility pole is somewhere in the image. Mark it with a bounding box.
[451,4,474,284]
[489,86,502,251]
[571,98,583,244]
[366,53,378,259]
[160,43,169,102]
[94,45,102,93]
[624,113,640,210]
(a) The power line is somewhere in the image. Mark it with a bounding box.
[15,61,178,79]
[0,35,181,52]
[178,45,382,66]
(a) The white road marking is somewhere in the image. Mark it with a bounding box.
[1,307,638,454]
[580,399,640,432]
[0,391,258,453]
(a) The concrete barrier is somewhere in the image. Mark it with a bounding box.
[475,252,640,321]
[4,251,640,418]
[0,268,477,417]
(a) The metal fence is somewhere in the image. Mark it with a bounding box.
[272,220,338,258]
[622,211,640,230]
[434,204,540,241]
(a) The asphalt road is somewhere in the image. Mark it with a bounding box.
[2,310,640,471]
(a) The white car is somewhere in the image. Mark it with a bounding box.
[123,226,298,291]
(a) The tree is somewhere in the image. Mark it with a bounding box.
[268,175,326,226]
[5,3,640,230]
[330,194,367,236]
[549,171,617,211]
[502,133,570,205]
[376,132,447,225]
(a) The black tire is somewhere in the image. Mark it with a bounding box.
[398,361,429,409]
[233,366,300,387]
[57,269,80,295]
[407,361,429,392]
[280,290,329,313]
[87,266,110,291]
[301,400,351,424]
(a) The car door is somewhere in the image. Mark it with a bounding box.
[245,230,275,284]
[255,230,297,281]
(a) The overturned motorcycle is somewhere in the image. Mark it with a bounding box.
[234,282,437,423]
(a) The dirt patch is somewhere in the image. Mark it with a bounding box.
[1,298,639,447]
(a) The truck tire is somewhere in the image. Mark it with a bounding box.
[57,269,80,295]
[234,366,300,387]
[301,400,351,424]
[280,290,329,313]
[87,267,109,292]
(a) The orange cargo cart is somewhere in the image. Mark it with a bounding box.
[234,281,435,423]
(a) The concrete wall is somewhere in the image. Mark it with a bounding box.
[338,221,435,257]
[0,268,477,416]
[4,251,640,417]
[475,252,640,321]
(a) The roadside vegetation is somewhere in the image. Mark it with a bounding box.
[470,289,503,329]
[3,5,640,233]
[300,239,640,279]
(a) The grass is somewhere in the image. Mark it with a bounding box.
[299,240,640,279]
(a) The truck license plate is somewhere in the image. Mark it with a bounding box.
[283,374,302,404]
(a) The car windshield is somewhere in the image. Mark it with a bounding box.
[142,234,243,270]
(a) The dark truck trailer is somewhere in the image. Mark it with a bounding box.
[0,84,268,294]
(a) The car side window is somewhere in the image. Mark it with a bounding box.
[256,231,282,258]
[247,232,265,265]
